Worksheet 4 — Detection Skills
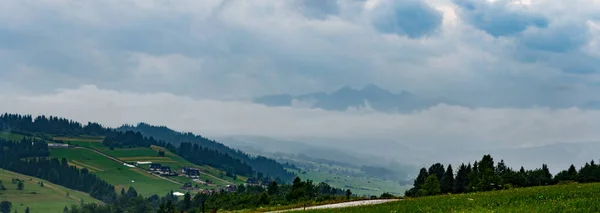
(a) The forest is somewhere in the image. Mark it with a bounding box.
[406,154,600,197]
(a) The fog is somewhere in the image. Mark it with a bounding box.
[2,85,599,173]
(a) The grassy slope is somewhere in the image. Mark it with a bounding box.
[287,168,409,197]
[307,182,600,213]
[54,137,246,194]
[0,131,28,141]
[0,169,101,213]
[50,147,181,196]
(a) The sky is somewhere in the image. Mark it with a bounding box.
[1,0,600,168]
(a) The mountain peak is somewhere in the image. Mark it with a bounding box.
[362,84,385,92]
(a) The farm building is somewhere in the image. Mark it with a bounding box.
[149,163,162,171]
[159,166,177,176]
[182,166,201,178]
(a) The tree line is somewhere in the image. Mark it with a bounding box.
[119,123,296,181]
[406,154,600,197]
[58,177,356,213]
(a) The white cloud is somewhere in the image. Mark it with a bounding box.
[0,0,597,107]
[3,85,599,152]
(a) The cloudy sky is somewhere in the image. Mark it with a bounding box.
[1,0,599,166]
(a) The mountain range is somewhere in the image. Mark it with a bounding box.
[253,84,462,113]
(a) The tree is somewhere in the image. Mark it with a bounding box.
[158,200,176,213]
[267,181,279,195]
[40,182,44,187]
[380,192,395,199]
[428,163,445,182]
[0,181,5,190]
[414,168,429,189]
[454,164,468,193]
[24,207,29,213]
[568,164,578,180]
[422,174,441,196]
[158,150,165,157]
[63,206,68,213]
[126,186,138,198]
[345,189,352,200]
[440,164,454,194]
[17,181,24,190]
[258,191,270,205]
[0,201,11,213]
[182,192,191,210]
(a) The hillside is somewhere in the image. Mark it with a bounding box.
[51,135,247,196]
[0,113,294,182]
[118,123,295,182]
[0,169,101,213]
[306,182,600,212]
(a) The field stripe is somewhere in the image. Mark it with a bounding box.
[71,160,105,172]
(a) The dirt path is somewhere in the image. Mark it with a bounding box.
[268,199,401,212]
[74,147,183,185]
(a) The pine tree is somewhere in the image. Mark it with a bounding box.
[182,192,191,210]
[17,181,24,190]
[0,201,11,213]
[414,168,429,189]
[440,164,454,194]
[454,163,468,193]
[567,164,578,180]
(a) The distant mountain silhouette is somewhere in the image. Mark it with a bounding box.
[254,84,462,112]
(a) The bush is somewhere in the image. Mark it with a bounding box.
[380,192,395,199]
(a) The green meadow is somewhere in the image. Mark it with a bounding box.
[0,169,101,213]
[307,182,600,213]
[50,147,182,196]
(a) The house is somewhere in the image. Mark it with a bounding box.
[149,163,162,171]
[224,184,237,192]
[159,166,177,176]
[184,168,201,179]
[246,177,259,185]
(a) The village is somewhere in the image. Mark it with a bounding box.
[138,162,264,196]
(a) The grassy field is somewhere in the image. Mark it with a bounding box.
[307,182,600,213]
[54,137,246,190]
[0,131,28,141]
[50,147,182,196]
[0,169,101,213]
[287,168,409,197]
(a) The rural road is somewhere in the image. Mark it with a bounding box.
[268,199,401,212]
[74,146,183,185]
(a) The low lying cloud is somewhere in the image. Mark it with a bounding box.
[2,85,598,151]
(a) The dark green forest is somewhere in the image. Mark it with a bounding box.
[406,154,600,197]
